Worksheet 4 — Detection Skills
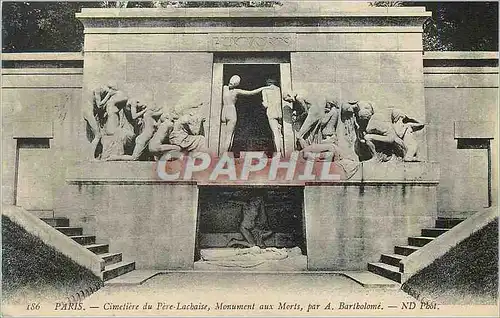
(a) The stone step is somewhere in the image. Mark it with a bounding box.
[343,271,400,289]
[368,262,401,283]
[435,218,464,229]
[70,235,96,245]
[40,217,69,227]
[104,270,159,287]
[394,245,419,256]
[408,236,434,247]
[380,253,405,267]
[55,226,83,236]
[100,252,123,266]
[103,261,136,281]
[421,228,449,237]
[84,243,109,255]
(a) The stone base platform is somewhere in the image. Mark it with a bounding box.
[58,160,439,270]
[105,269,399,289]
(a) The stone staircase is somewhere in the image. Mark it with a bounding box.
[41,217,135,282]
[368,217,465,283]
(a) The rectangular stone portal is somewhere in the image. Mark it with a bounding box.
[194,186,307,271]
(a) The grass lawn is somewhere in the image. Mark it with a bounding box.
[2,215,102,305]
[402,218,498,305]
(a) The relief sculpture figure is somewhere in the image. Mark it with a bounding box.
[350,102,425,162]
[148,112,181,160]
[228,190,273,249]
[339,100,375,161]
[280,92,362,177]
[298,97,340,159]
[300,97,361,178]
[221,75,270,152]
[86,84,135,160]
[84,83,215,160]
[282,91,344,154]
[282,92,327,148]
[106,101,164,161]
[83,83,115,159]
[170,102,208,153]
[391,109,425,162]
[261,78,284,156]
[281,91,315,139]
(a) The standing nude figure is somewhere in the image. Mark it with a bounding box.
[221,75,270,153]
[261,78,284,155]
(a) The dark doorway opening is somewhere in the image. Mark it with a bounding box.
[223,64,281,157]
[194,186,307,271]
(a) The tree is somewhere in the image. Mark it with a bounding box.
[99,1,282,8]
[2,1,497,52]
[2,2,100,52]
[415,2,499,51]
[369,1,403,7]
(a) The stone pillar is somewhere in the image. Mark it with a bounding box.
[209,63,224,155]
[280,63,295,156]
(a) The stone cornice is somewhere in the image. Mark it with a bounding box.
[1,53,84,69]
[424,51,499,60]
[76,7,431,29]
[1,52,83,61]
[76,7,431,18]
[423,51,499,68]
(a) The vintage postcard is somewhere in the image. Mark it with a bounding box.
[1,0,498,317]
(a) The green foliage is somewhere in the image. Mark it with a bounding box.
[2,2,99,52]
[100,1,282,8]
[1,1,497,52]
[369,1,403,7]
[418,2,498,51]
[371,2,498,51]
[173,1,282,7]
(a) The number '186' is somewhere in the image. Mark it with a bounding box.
[27,303,40,310]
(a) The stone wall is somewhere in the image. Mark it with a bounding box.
[291,48,425,120]
[305,182,437,270]
[58,178,199,269]
[2,53,83,216]
[76,6,431,155]
[78,52,214,156]
[424,52,498,217]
